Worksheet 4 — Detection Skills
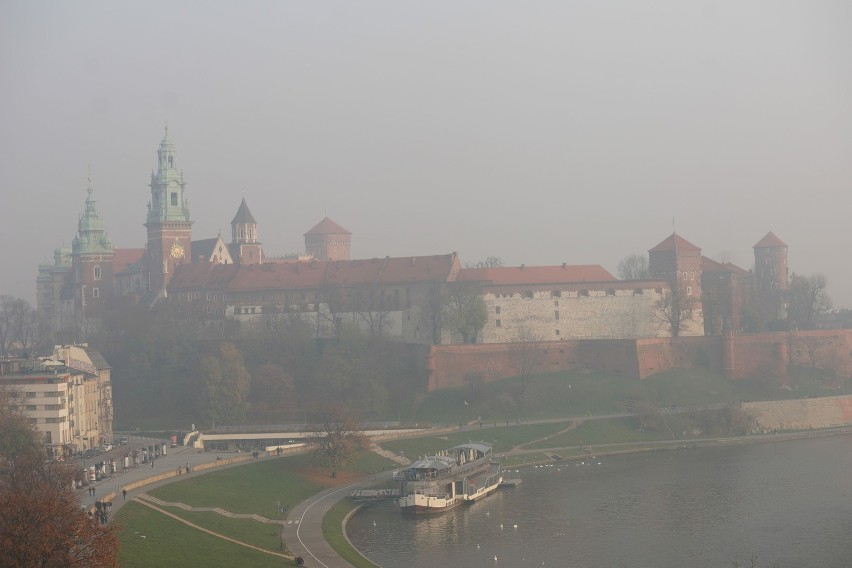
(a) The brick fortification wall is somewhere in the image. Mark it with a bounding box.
[428,340,641,391]
[743,395,852,430]
[427,330,852,391]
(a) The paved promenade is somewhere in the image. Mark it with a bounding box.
[285,471,392,568]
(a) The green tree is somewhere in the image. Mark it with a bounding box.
[202,342,251,427]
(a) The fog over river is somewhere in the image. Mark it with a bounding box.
[348,435,852,568]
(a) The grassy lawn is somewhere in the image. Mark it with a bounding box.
[115,501,296,568]
[155,508,284,553]
[322,500,381,568]
[149,454,323,518]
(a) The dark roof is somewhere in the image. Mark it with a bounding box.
[84,349,112,370]
[753,231,787,249]
[231,198,257,225]
[649,233,701,253]
[457,265,616,285]
[304,217,351,236]
[192,238,219,262]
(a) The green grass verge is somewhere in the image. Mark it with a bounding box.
[154,508,284,553]
[322,499,381,568]
[115,501,296,568]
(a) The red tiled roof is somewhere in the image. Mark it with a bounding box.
[753,231,787,249]
[457,265,616,285]
[702,256,751,277]
[168,253,458,292]
[113,248,145,275]
[649,233,701,253]
[304,217,351,236]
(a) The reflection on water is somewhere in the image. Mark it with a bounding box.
[348,436,852,567]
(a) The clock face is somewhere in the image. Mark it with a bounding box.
[170,242,185,259]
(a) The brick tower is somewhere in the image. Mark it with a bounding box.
[71,174,114,320]
[230,198,263,264]
[648,232,704,336]
[145,127,192,297]
[753,231,788,292]
[304,217,351,261]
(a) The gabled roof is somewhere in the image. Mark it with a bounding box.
[168,253,458,293]
[649,233,701,253]
[192,238,220,262]
[304,217,351,236]
[753,231,787,249]
[231,198,256,225]
[113,248,145,275]
[457,264,616,285]
[701,256,750,277]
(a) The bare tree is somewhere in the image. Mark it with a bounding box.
[654,282,698,337]
[512,326,544,402]
[0,296,38,356]
[441,281,487,344]
[788,273,832,330]
[465,256,504,269]
[305,405,368,472]
[617,254,649,280]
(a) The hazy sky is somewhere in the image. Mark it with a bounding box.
[2,1,851,307]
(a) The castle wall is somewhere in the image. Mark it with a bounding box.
[427,330,852,392]
[743,395,852,430]
[427,340,641,391]
[478,283,669,344]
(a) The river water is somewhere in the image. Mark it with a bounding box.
[347,435,852,568]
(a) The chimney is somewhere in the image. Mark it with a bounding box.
[562,263,567,269]
[521,264,525,271]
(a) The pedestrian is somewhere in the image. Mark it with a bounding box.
[92,486,96,496]
[151,460,154,469]
[122,488,127,500]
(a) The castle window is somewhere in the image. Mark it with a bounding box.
[495,306,501,315]
[555,329,560,336]
[687,286,693,295]
[92,287,99,298]
[171,192,178,206]
[248,228,254,239]
[93,265,101,280]
[690,271,695,280]
[683,272,688,281]
[206,306,211,314]
[555,311,560,320]
[168,156,174,168]
[496,319,502,327]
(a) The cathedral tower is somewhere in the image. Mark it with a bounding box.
[72,174,114,318]
[145,127,192,295]
[230,198,262,264]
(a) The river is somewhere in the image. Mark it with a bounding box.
[347,435,852,567]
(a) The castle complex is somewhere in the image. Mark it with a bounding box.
[37,130,791,348]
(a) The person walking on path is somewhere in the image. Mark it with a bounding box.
[122,488,127,500]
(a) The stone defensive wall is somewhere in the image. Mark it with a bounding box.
[743,395,852,430]
[427,329,852,391]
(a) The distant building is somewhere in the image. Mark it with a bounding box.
[0,345,113,457]
[36,129,793,346]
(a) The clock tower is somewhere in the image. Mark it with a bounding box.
[145,126,192,296]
